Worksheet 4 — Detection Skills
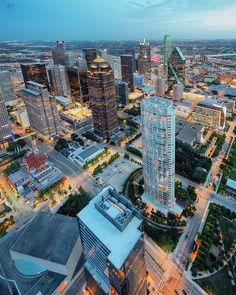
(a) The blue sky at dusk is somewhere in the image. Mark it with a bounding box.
[0,0,236,40]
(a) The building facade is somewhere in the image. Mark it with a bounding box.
[172,83,184,101]
[156,77,167,97]
[52,41,67,66]
[115,80,129,105]
[21,63,50,90]
[87,57,118,139]
[21,81,61,139]
[83,48,97,67]
[48,65,71,97]
[141,97,176,209]
[77,186,147,295]
[168,47,186,90]
[120,54,135,92]
[138,39,151,74]
[0,71,17,106]
[0,88,12,146]
[163,35,172,66]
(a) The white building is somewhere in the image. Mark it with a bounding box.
[141,97,181,214]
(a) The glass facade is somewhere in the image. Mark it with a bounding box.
[21,63,50,90]
[138,40,151,74]
[0,88,12,145]
[168,47,186,90]
[120,55,134,92]
[83,48,97,67]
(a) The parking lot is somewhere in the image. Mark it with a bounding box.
[96,157,141,192]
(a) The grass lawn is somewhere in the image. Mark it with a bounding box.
[195,268,234,295]
[219,217,236,253]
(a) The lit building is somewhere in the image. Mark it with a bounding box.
[191,101,226,130]
[21,81,61,139]
[163,35,172,66]
[77,186,147,295]
[48,65,71,97]
[87,57,118,139]
[112,56,122,80]
[83,48,97,67]
[0,88,12,147]
[141,97,178,212]
[0,71,17,106]
[138,39,151,74]
[124,48,136,72]
[20,63,50,90]
[168,47,186,89]
[156,77,167,97]
[121,54,135,92]
[172,83,184,101]
[52,41,67,66]
[65,51,75,67]
[115,80,129,105]
[16,109,30,128]
[67,67,89,103]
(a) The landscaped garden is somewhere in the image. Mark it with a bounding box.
[209,131,226,157]
[92,152,119,176]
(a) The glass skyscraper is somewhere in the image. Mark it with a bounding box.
[21,63,50,90]
[138,39,151,74]
[52,41,67,66]
[120,54,135,92]
[83,48,97,67]
[0,87,12,147]
[0,71,17,106]
[163,35,172,66]
[48,65,71,97]
[168,47,186,89]
[141,97,176,210]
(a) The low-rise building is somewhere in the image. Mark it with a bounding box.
[176,122,204,146]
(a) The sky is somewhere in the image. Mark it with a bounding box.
[0,0,236,41]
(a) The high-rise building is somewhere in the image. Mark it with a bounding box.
[115,80,129,105]
[112,56,122,80]
[66,67,89,102]
[0,71,17,106]
[124,48,136,72]
[141,97,177,211]
[77,186,147,295]
[0,87,12,146]
[52,41,66,66]
[83,48,97,67]
[21,81,61,139]
[120,54,135,92]
[16,109,30,129]
[138,39,151,74]
[48,65,71,97]
[172,83,184,101]
[20,63,50,90]
[168,47,186,89]
[163,35,172,66]
[87,57,118,139]
[65,51,75,67]
[156,77,167,97]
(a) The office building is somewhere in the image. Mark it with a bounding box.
[21,63,50,90]
[141,97,178,212]
[124,48,136,72]
[78,186,146,295]
[173,83,184,101]
[65,51,75,67]
[168,47,186,89]
[163,35,172,66]
[67,67,89,103]
[138,39,151,74]
[83,48,97,67]
[112,56,122,80]
[115,80,129,105]
[191,101,226,130]
[87,57,118,139]
[0,71,17,106]
[134,73,145,87]
[156,77,166,97]
[21,81,61,139]
[0,88,12,146]
[52,41,66,66]
[121,54,135,92]
[48,65,71,97]
[16,109,30,129]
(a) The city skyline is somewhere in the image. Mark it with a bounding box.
[1,0,236,40]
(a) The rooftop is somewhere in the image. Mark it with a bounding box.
[78,145,101,161]
[78,186,143,269]
[11,211,79,265]
[176,122,204,145]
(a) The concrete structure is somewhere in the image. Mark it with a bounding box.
[0,71,17,106]
[0,87,12,147]
[48,65,71,97]
[175,103,193,119]
[77,186,146,295]
[138,39,151,74]
[156,77,166,97]
[15,109,30,129]
[0,211,83,295]
[21,81,61,139]
[141,97,180,213]
[176,122,204,147]
[52,40,67,66]
[121,54,135,92]
[87,57,118,139]
[191,101,226,130]
[115,80,129,105]
[173,83,184,101]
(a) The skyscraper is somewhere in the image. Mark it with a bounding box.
[141,97,176,211]
[0,71,17,106]
[163,35,172,66]
[87,57,118,139]
[120,54,135,92]
[77,186,147,295]
[48,65,71,97]
[138,39,151,74]
[168,47,186,89]
[21,63,50,90]
[21,81,61,139]
[172,83,184,101]
[124,48,136,72]
[0,87,12,146]
[52,41,66,66]
[156,77,167,97]
[83,48,97,67]
[115,80,129,105]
